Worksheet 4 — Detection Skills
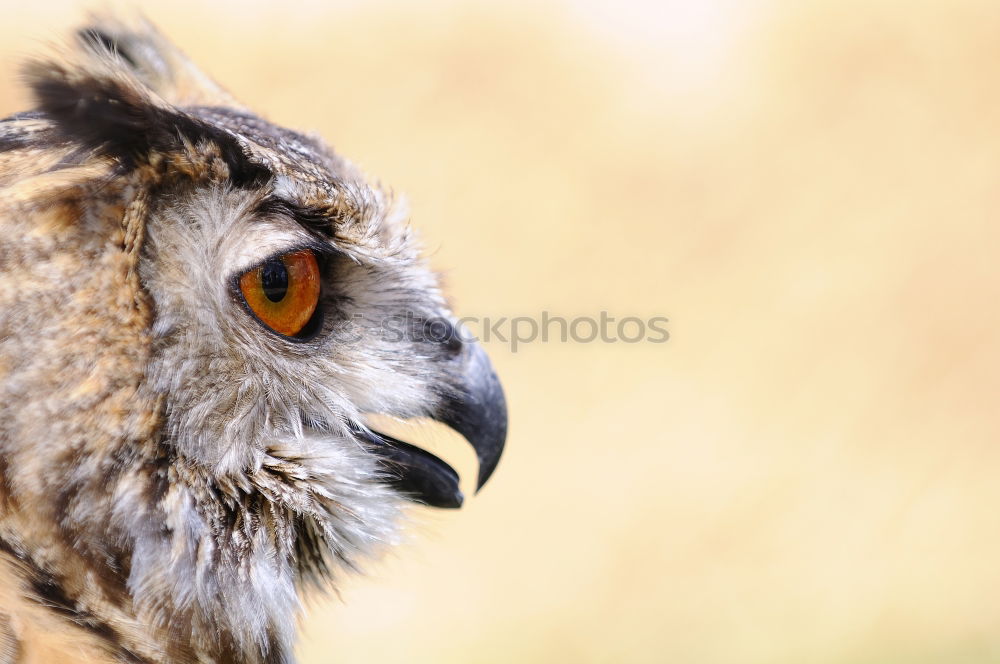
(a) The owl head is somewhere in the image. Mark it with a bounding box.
[0,18,505,664]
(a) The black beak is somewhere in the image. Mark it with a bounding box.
[361,341,507,508]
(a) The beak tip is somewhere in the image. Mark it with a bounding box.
[475,456,502,493]
[441,342,508,499]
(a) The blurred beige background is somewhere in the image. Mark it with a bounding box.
[4,0,1000,662]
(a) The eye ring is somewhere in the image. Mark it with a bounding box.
[238,249,322,339]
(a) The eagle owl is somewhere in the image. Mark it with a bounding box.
[0,17,506,664]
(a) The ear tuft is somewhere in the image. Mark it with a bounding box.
[22,53,177,168]
[22,46,269,187]
[78,28,141,70]
[75,14,242,108]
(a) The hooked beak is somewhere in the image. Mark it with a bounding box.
[359,340,507,508]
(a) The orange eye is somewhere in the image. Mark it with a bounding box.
[239,249,321,337]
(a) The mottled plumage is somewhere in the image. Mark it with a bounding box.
[0,18,505,664]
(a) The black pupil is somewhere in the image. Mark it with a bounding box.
[261,259,289,302]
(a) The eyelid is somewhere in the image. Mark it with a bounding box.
[235,240,334,277]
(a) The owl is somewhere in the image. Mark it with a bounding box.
[0,17,505,664]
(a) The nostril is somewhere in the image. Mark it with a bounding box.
[443,326,464,354]
[424,316,464,354]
